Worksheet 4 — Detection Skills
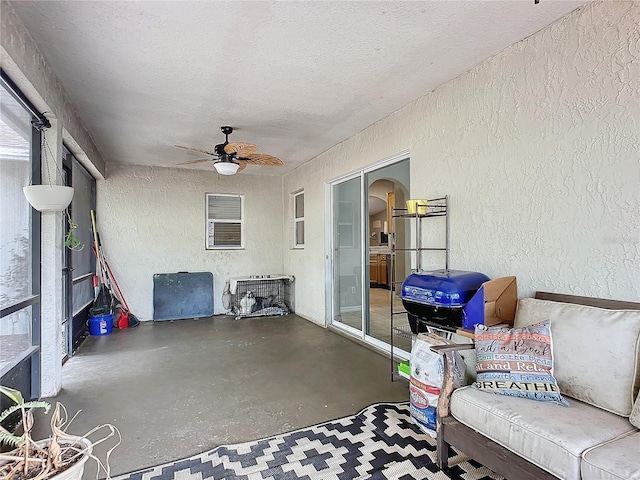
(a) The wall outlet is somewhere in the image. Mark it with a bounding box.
[351,286,356,295]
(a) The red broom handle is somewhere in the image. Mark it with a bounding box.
[105,260,129,312]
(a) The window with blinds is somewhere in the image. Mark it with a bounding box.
[206,194,244,249]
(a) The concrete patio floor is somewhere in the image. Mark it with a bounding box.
[35,314,408,477]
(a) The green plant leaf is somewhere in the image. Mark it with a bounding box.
[22,400,51,413]
[0,404,21,423]
[0,429,24,447]
[24,400,51,413]
[0,385,24,405]
[0,400,50,424]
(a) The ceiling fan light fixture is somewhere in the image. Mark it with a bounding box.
[175,126,282,172]
[214,161,239,176]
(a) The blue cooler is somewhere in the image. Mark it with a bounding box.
[89,313,113,335]
[400,269,489,333]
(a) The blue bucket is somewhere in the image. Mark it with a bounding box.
[89,313,113,335]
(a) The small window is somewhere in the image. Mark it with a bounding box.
[294,191,304,247]
[206,194,244,249]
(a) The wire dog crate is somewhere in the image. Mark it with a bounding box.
[224,275,294,320]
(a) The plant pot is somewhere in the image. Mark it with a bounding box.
[23,185,74,211]
[0,437,92,480]
[49,438,92,480]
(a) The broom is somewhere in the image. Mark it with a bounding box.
[97,232,139,328]
[90,210,112,313]
[106,260,139,328]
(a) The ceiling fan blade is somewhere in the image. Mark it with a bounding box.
[224,142,258,156]
[239,153,283,166]
[175,145,215,156]
[176,158,211,166]
[236,160,247,172]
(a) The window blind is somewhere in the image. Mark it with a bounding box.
[206,194,243,248]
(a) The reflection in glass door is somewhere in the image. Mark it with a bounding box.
[364,160,410,351]
[331,176,363,333]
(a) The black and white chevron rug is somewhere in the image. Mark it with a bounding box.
[111,402,501,480]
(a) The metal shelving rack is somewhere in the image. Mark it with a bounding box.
[389,195,449,381]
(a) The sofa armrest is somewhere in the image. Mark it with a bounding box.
[430,343,476,417]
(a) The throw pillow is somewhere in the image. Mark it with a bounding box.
[473,319,569,406]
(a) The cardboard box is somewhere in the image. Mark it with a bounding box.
[462,276,517,331]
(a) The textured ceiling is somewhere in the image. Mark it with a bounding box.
[9,0,586,175]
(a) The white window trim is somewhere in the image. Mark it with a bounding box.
[206,193,245,250]
[293,190,304,248]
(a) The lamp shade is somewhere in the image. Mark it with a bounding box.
[213,162,239,176]
[23,185,74,211]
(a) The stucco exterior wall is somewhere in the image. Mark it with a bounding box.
[283,0,640,326]
[98,165,284,319]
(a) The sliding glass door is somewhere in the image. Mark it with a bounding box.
[329,154,410,351]
[331,175,363,334]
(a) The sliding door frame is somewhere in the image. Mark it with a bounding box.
[325,150,409,352]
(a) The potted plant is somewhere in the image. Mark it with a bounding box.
[0,386,119,480]
[64,210,84,251]
[22,118,74,214]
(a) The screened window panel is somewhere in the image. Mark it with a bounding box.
[293,192,304,247]
[209,223,241,247]
[208,195,241,220]
[72,281,93,316]
[0,84,33,305]
[70,159,95,314]
[0,306,33,373]
[295,193,304,218]
[295,222,304,245]
[0,82,34,371]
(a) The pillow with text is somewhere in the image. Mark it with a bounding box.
[474,319,569,406]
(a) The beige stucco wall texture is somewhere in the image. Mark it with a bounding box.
[97,165,284,319]
[283,1,639,326]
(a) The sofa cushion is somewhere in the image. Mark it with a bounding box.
[450,386,637,480]
[581,431,640,480]
[514,298,640,416]
[474,320,568,406]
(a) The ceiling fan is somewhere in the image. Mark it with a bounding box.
[175,126,283,175]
